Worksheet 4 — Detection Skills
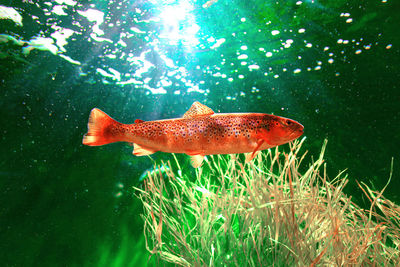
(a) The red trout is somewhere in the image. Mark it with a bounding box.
[82,102,304,167]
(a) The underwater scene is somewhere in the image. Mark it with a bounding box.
[1,0,399,266]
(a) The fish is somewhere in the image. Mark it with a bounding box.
[82,102,304,168]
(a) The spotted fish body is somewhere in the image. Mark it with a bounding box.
[83,102,304,167]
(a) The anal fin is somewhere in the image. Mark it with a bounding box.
[133,143,157,156]
[189,154,204,168]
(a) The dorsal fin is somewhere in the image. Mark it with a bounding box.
[183,101,214,119]
[135,119,145,124]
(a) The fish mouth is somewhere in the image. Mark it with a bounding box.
[289,123,304,139]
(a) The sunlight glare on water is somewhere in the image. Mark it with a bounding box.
[158,0,200,47]
[0,0,395,97]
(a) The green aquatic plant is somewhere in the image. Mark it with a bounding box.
[135,139,400,266]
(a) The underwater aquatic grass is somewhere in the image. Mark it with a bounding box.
[135,139,400,266]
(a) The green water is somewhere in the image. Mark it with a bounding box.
[1,0,399,266]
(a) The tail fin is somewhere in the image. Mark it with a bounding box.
[82,108,123,146]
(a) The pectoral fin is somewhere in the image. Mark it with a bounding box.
[256,128,272,145]
[189,154,204,168]
[245,151,260,163]
[133,143,157,156]
[245,139,264,163]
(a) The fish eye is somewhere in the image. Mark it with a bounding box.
[286,120,292,125]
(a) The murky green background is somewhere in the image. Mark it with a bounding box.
[1,0,399,266]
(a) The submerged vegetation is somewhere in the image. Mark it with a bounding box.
[135,139,400,266]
